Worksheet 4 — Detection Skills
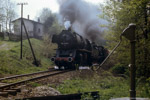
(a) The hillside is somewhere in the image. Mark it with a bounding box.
[0,38,56,76]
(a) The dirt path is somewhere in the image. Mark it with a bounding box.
[0,43,12,50]
[0,43,7,49]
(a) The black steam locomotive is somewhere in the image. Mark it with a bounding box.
[51,28,108,69]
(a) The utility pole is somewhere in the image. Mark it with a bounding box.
[17,3,28,59]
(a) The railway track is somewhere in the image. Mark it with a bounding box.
[0,68,55,82]
[0,68,72,97]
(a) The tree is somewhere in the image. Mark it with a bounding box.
[38,8,52,23]
[101,0,150,78]
[0,0,5,31]
[4,0,16,32]
[38,8,64,35]
[48,17,64,36]
[38,8,64,58]
[0,0,16,32]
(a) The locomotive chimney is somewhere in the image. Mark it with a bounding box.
[68,27,71,31]
[38,18,40,23]
[28,15,29,20]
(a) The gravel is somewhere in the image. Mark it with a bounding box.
[30,86,61,97]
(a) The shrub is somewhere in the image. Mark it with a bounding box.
[111,63,127,74]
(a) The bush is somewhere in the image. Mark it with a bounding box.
[137,78,150,98]
[111,63,127,74]
[42,34,57,58]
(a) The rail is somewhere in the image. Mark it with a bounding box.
[0,70,72,90]
[0,68,55,81]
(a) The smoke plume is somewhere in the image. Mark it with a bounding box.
[64,21,71,30]
[57,0,106,43]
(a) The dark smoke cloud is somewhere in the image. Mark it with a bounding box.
[57,0,106,42]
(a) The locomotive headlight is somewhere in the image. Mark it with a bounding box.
[69,53,73,56]
[68,57,72,62]
[51,57,55,62]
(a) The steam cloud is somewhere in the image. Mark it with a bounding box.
[57,0,106,42]
[64,21,71,30]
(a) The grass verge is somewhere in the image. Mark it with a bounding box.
[56,70,150,100]
[0,38,55,75]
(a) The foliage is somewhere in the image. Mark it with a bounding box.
[38,8,64,60]
[48,19,64,35]
[136,77,150,98]
[38,8,64,35]
[38,8,52,23]
[81,93,94,100]
[56,70,150,99]
[57,72,130,100]
[42,34,57,58]
[101,0,150,78]
[111,63,127,74]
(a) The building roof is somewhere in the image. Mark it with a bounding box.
[12,18,43,25]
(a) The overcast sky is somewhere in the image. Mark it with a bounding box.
[11,0,105,20]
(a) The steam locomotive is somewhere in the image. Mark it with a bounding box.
[51,28,108,69]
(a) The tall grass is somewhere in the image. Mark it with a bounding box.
[56,70,150,100]
[56,71,129,100]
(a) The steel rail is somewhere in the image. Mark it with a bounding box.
[0,68,56,81]
[0,70,72,90]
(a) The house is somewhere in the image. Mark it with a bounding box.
[12,17,44,39]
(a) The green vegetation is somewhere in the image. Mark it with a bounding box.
[101,0,150,78]
[56,71,150,99]
[39,8,64,35]
[56,71,129,99]
[0,38,56,75]
[111,63,127,74]
[28,82,42,87]
[0,1,150,99]
[93,0,150,99]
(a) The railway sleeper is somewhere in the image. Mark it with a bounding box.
[0,92,8,97]
[3,90,17,96]
[0,87,21,97]
[11,88,21,92]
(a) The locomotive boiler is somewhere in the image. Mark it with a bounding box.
[51,28,108,69]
